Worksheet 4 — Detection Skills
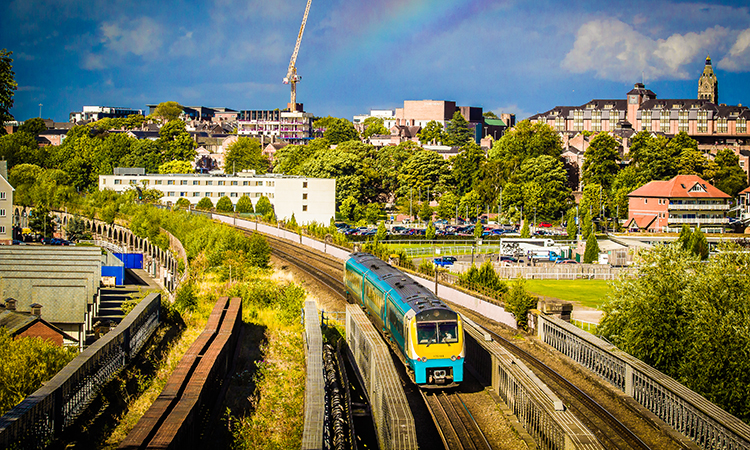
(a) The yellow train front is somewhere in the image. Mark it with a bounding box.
[345,253,464,386]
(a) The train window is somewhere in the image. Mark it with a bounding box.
[364,280,384,313]
[438,322,458,343]
[346,269,362,298]
[417,323,437,345]
[388,302,403,338]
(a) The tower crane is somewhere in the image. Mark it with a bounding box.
[283,0,312,112]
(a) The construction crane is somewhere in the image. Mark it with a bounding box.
[283,0,312,112]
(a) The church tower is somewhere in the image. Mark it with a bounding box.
[698,55,718,104]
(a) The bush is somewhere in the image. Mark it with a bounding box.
[418,258,435,277]
[175,282,198,313]
[236,195,254,214]
[583,232,600,263]
[504,280,537,330]
[247,233,271,268]
[196,197,214,210]
[216,196,234,213]
[175,198,191,209]
[255,196,274,216]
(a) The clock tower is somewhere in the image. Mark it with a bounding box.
[698,55,718,104]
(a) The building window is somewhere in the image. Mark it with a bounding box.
[0,226,5,234]
[0,192,5,199]
[219,192,226,197]
[609,110,619,129]
[717,117,728,133]
[302,193,308,200]
[266,181,275,187]
[167,180,174,185]
[114,179,122,185]
[591,110,602,132]
[180,192,187,197]
[230,192,238,197]
[554,116,564,131]
[180,180,188,185]
[268,193,274,198]
[218,181,225,186]
[697,110,708,133]
[243,181,249,186]
[0,209,5,217]
[737,118,747,134]
[641,111,652,131]
[679,111,689,132]
[660,110,671,133]
[168,191,175,196]
[155,180,162,185]
[205,192,212,197]
[193,180,200,185]
[206,181,213,186]
[193,192,200,197]
[231,181,238,186]
[303,181,308,188]
[573,110,584,131]
[302,205,308,212]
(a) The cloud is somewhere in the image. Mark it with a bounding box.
[99,17,163,57]
[719,29,750,71]
[562,18,729,81]
[169,31,195,57]
[82,53,106,70]
[491,105,534,121]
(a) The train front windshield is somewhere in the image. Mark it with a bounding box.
[417,322,459,344]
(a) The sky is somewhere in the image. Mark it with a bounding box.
[3,0,750,123]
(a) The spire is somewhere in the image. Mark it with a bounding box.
[706,54,712,65]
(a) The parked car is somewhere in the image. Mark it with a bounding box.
[537,222,553,228]
[555,259,580,264]
[499,255,518,263]
[433,257,454,267]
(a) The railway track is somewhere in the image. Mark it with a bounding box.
[480,326,651,450]
[421,390,492,450]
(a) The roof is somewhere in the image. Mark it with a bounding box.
[484,118,506,127]
[626,215,657,229]
[628,175,731,199]
[740,186,750,195]
[0,310,78,342]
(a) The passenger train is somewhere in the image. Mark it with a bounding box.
[344,252,464,386]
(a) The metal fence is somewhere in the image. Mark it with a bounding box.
[0,293,161,450]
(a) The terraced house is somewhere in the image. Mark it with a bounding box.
[0,161,13,245]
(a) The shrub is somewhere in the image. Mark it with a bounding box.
[216,196,234,213]
[504,280,537,330]
[175,282,198,313]
[583,232,600,263]
[236,195,254,214]
[175,198,191,209]
[196,197,214,210]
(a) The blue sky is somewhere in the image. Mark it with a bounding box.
[3,0,750,123]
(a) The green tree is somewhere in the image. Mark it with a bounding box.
[364,203,381,224]
[338,196,360,222]
[224,137,269,174]
[150,101,183,122]
[376,221,387,241]
[418,202,433,223]
[677,224,693,250]
[175,198,191,209]
[445,111,474,147]
[18,117,47,135]
[216,196,234,213]
[582,133,620,190]
[425,221,436,240]
[689,227,709,260]
[0,329,77,416]
[489,120,563,180]
[457,190,482,220]
[247,233,271,268]
[235,195,254,214]
[483,111,499,119]
[581,210,593,239]
[158,160,193,174]
[0,49,17,133]
[196,197,214,210]
[520,219,530,238]
[417,120,446,145]
[437,192,459,220]
[396,150,446,199]
[361,117,389,139]
[449,143,486,197]
[504,280,536,330]
[473,220,483,239]
[273,139,327,175]
[713,148,747,197]
[28,205,53,238]
[0,130,45,168]
[158,119,196,161]
[583,232,600,263]
[65,216,91,242]
[313,116,338,131]
[517,155,571,220]
[566,208,578,239]
[255,195,274,216]
[678,147,716,179]
[323,118,359,144]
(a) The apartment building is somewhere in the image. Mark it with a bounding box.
[69,106,144,123]
[99,171,335,224]
[237,109,314,143]
[0,161,13,245]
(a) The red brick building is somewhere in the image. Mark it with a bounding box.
[626,175,731,233]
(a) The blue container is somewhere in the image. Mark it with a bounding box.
[114,253,144,269]
[102,266,125,285]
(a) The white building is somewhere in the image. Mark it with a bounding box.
[0,161,13,245]
[353,109,397,129]
[99,171,336,224]
[69,106,144,123]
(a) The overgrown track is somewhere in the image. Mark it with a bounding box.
[482,327,651,450]
[251,231,347,301]
[118,296,242,450]
[421,389,492,450]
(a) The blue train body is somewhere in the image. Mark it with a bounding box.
[344,253,464,386]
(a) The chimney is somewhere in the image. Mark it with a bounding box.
[5,298,16,311]
[30,303,42,316]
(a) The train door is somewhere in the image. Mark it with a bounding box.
[403,310,416,361]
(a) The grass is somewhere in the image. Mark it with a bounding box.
[523,279,612,309]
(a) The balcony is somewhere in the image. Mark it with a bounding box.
[669,217,729,224]
[668,203,729,211]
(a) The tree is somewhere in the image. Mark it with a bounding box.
[566,208,578,239]
[361,117,389,139]
[224,137,269,174]
[689,227,709,260]
[175,198,191,209]
[151,101,183,122]
[583,232,600,263]
[196,197,214,210]
[216,196,234,213]
[520,219,530,238]
[437,192,459,220]
[376,141,416,196]
[376,221,387,241]
[713,148,747,197]
[364,203,381,224]
[488,120,563,179]
[473,220,483,239]
[582,133,620,190]
[65,216,91,242]
[418,202,433,223]
[445,111,474,147]
[483,111,499,119]
[517,155,571,220]
[396,150,447,199]
[677,224,693,250]
[581,210,593,239]
[323,118,359,144]
[236,195,254,214]
[247,233,271,268]
[338,196,360,222]
[255,195,274,216]
[417,120,446,145]
[449,143,486,198]
[273,139,326,175]
[28,205,54,238]
[425,221,436,240]
[312,116,338,131]
[158,119,196,162]
[504,280,536,330]
[458,190,482,220]
[158,160,193,174]
[18,118,47,135]
[0,49,17,133]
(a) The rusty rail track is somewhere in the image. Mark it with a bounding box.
[118,296,242,450]
[421,389,492,450]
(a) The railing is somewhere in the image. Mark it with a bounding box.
[0,293,161,450]
[668,204,729,211]
[669,217,728,224]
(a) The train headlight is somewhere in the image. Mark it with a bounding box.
[451,355,457,361]
[418,357,428,363]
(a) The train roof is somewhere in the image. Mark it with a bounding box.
[348,252,454,316]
